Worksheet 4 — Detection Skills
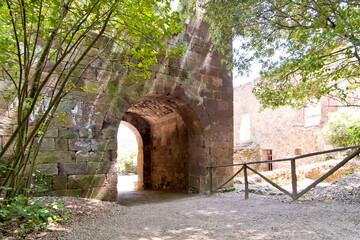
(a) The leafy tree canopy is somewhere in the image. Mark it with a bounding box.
[201,0,360,109]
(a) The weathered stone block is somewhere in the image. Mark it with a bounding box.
[83,187,117,201]
[91,139,106,151]
[76,150,110,162]
[149,64,170,75]
[107,139,117,151]
[67,175,106,189]
[36,151,72,164]
[55,138,68,151]
[100,127,117,139]
[87,162,114,175]
[217,100,230,111]
[213,91,222,100]
[59,128,78,139]
[204,75,223,90]
[90,125,102,138]
[39,138,56,151]
[200,89,214,99]
[44,127,59,138]
[68,89,97,103]
[59,162,87,175]
[52,176,67,190]
[69,138,91,151]
[36,163,58,176]
[106,172,118,185]
[82,68,98,80]
[91,139,117,151]
[79,127,90,138]
[69,151,76,161]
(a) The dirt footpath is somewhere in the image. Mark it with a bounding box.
[27,172,359,240]
[41,191,359,240]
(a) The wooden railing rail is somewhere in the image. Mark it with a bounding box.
[207,145,360,200]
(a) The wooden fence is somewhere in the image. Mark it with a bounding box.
[207,146,360,200]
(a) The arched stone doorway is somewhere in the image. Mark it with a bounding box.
[0,18,234,201]
[121,94,204,193]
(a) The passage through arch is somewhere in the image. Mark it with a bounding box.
[120,94,204,192]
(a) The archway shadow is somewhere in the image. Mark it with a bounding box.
[117,190,198,206]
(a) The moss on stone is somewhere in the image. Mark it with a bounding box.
[104,82,119,104]
[68,175,106,189]
[63,133,77,139]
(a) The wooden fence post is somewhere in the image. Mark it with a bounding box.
[209,167,213,194]
[244,165,249,200]
[290,159,298,200]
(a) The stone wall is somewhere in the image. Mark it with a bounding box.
[0,18,234,200]
[233,143,261,176]
[150,114,189,190]
[234,81,338,171]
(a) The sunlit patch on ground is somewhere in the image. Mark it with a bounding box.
[117,175,138,192]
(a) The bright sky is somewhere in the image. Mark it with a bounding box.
[232,37,261,87]
[171,0,179,10]
[233,63,260,87]
[117,124,137,149]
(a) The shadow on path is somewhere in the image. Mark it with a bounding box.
[117,190,197,206]
[117,175,197,206]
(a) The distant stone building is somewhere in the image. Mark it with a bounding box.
[234,80,339,171]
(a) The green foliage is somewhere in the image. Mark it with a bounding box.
[117,148,137,174]
[0,167,67,237]
[30,169,51,194]
[323,109,360,147]
[0,87,16,111]
[0,161,12,178]
[201,0,360,109]
[0,194,68,237]
[345,125,360,146]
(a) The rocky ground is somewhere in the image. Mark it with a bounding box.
[2,171,359,240]
[235,172,360,204]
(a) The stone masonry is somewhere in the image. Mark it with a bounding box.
[0,18,234,200]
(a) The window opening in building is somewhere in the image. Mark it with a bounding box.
[239,113,251,142]
[295,148,302,156]
[263,149,273,171]
[305,103,322,127]
[117,122,139,192]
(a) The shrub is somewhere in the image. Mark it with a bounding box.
[117,148,138,174]
[30,169,52,195]
[323,109,360,147]
[0,167,68,237]
[0,193,68,237]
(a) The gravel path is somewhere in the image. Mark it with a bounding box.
[10,173,359,240]
[40,192,360,240]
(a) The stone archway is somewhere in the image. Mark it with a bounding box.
[0,18,234,201]
[121,94,204,192]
